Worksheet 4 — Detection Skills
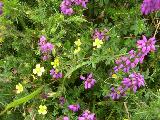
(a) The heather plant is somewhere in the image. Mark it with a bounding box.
[0,0,160,120]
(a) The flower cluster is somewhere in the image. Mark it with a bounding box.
[109,86,126,100]
[78,110,96,120]
[141,0,160,15]
[114,36,156,73]
[110,36,155,100]
[136,35,156,62]
[68,104,80,112]
[50,68,62,79]
[114,50,139,73]
[122,72,145,93]
[38,36,54,61]
[109,72,145,100]
[80,73,96,89]
[92,28,109,41]
[60,0,88,15]
[0,2,3,15]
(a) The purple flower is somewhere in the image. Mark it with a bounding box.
[60,0,89,15]
[0,2,3,7]
[141,0,160,15]
[40,42,54,53]
[0,2,3,16]
[38,36,54,61]
[80,74,96,89]
[113,36,156,73]
[114,53,137,73]
[92,29,109,41]
[39,36,46,46]
[122,72,145,93]
[59,96,65,105]
[74,0,89,8]
[60,0,73,15]
[63,116,69,120]
[109,86,126,100]
[137,35,156,54]
[50,69,63,79]
[78,110,96,120]
[68,104,80,112]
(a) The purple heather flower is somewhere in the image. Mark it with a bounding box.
[38,36,54,61]
[122,72,145,93]
[113,36,156,73]
[50,69,63,79]
[137,36,156,53]
[0,2,3,7]
[63,116,69,120]
[92,29,109,41]
[110,86,126,100]
[74,0,89,8]
[80,73,96,89]
[111,36,154,99]
[0,2,3,16]
[60,0,88,15]
[78,110,96,120]
[114,54,136,73]
[60,0,73,15]
[39,36,46,46]
[141,0,160,15]
[68,104,80,112]
[40,42,54,53]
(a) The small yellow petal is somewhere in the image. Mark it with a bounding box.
[16,83,23,94]
[37,72,42,76]
[112,74,118,79]
[36,64,41,68]
[74,47,81,54]
[74,39,82,46]
[33,69,37,74]
[41,67,45,72]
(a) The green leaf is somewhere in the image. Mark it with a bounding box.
[0,86,43,115]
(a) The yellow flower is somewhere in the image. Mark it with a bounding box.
[33,64,45,76]
[112,74,118,79]
[16,83,23,94]
[74,39,82,46]
[93,38,103,48]
[51,57,60,68]
[38,105,47,115]
[74,47,81,54]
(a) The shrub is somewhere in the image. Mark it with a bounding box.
[0,0,160,119]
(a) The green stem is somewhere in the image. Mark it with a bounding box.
[0,86,43,116]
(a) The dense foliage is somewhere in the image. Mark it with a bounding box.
[0,0,160,120]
